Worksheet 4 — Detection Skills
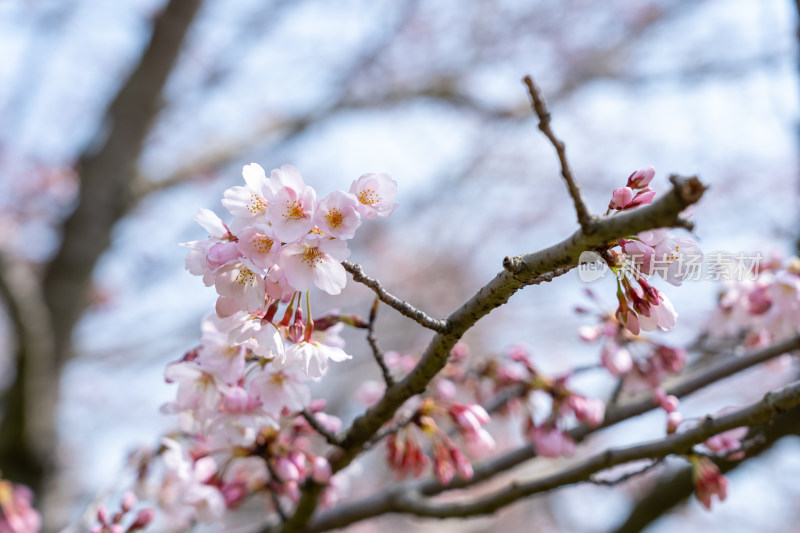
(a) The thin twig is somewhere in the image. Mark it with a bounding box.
[265,459,289,522]
[607,376,626,412]
[523,75,595,234]
[342,261,449,332]
[367,298,395,386]
[589,458,664,486]
[302,410,342,447]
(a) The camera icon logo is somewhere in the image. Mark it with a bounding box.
[577,251,608,283]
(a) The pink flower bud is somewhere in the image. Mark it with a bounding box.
[667,412,683,434]
[450,448,474,480]
[121,491,137,513]
[601,344,632,376]
[568,395,605,426]
[285,481,301,502]
[692,456,728,509]
[312,456,332,483]
[626,166,656,189]
[276,457,300,482]
[654,388,680,413]
[578,325,601,342]
[129,508,156,531]
[609,187,634,210]
[627,188,656,207]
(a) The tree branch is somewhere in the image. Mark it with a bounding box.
[308,380,800,528]
[342,261,449,333]
[301,410,342,447]
[302,334,800,531]
[275,175,706,532]
[523,75,594,234]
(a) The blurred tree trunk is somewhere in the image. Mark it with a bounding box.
[0,0,202,530]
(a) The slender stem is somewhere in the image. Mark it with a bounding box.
[302,410,342,447]
[342,261,449,333]
[367,298,395,386]
[523,75,594,234]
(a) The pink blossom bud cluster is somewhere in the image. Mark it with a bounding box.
[89,492,154,533]
[607,166,655,212]
[0,480,40,533]
[707,256,800,348]
[470,346,605,458]
[579,294,687,390]
[600,167,702,336]
[385,397,492,485]
[690,455,728,510]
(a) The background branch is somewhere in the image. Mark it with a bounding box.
[308,379,800,529]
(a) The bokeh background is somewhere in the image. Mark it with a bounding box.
[1,0,800,531]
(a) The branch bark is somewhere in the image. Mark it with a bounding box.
[307,379,800,529]
[302,334,800,531]
[273,174,706,532]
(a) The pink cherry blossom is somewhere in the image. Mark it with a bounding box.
[249,364,310,415]
[619,239,656,277]
[163,362,226,425]
[280,340,352,379]
[278,235,350,295]
[236,224,281,272]
[315,190,362,240]
[196,316,247,384]
[221,163,276,231]
[349,173,398,219]
[229,316,285,360]
[214,261,266,313]
[159,439,226,526]
[265,164,317,242]
[637,229,703,286]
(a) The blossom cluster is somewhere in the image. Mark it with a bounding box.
[603,166,702,336]
[143,164,396,527]
[707,254,800,348]
[0,479,40,533]
[89,492,154,533]
[481,346,605,458]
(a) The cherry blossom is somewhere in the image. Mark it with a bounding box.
[236,224,281,272]
[214,261,266,313]
[221,163,276,231]
[315,190,362,240]
[280,339,352,379]
[278,235,350,295]
[265,164,317,242]
[349,173,398,219]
